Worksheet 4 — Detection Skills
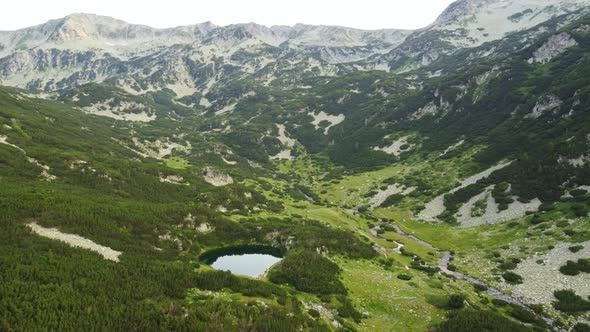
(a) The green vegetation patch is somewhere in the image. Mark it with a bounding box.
[502,271,523,284]
[165,156,190,169]
[553,290,590,313]
[268,250,346,295]
[559,258,590,276]
[433,309,530,332]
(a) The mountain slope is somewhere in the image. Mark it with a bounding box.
[364,0,590,72]
[1,1,590,331]
[0,14,410,95]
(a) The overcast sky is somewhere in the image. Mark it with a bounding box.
[0,0,456,31]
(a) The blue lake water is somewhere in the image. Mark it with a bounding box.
[211,253,282,277]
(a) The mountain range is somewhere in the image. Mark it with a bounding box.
[1,0,590,331]
[0,0,588,96]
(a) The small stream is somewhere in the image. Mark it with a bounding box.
[367,215,561,330]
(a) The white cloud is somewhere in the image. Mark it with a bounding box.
[0,0,455,31]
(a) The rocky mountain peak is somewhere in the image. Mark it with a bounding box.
[59,14,211,43]
[435,0,590,27]
[48,13,103,43]
[0,0,588,93]
[425,0,590,48]
[215,23,288,46]
[433,0,497,26]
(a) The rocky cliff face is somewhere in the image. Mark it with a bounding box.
[0,13,411,94]
[0,14,217,56]
[529,32,578,63]
[0,0,588,94]
[432,0,590,45]
[364,0,590,72]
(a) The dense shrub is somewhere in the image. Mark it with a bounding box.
[553,290,590,313]
[268,250,346,295]
[308,309,320,318]
[571,189,588,197]
[491,298,509,307]
[434,309,529,332]
[473,284,488,292]
[574,323,590,332]
[192,270,287,299]
[502,271,523,284]
[509,305,538,324]
[446,294,466,309]
[397,274,412,281]
[530,215,544,225]
[498,261,517,270]
[337,297,363,322]
[559,259,590,276]
[410,260,440,274]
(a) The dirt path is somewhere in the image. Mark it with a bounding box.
[367,215,562,330]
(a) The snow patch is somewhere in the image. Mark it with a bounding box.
[372,135,413,157]
[222,157,237,165]
[159,174,187,185]
[196,223,214,233]
[441,140,465,156]
[199,97,212,107]
[27,222,121,262]
[0,135,25,153]
[410,99,450,120]
[82,99,156,122]
[270,124,296,160]
[0,135,56,181]
[27,157,57,181]
[215,102,237,115]
[132,137,191,159]
[166,82,197,98]
[69,159,88,169]
[526,95,562,119]
[561,185,590,198]
[309,111,345,135]
[411,102,438,120]
[270,150,294,161]
[559,154,590,168]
